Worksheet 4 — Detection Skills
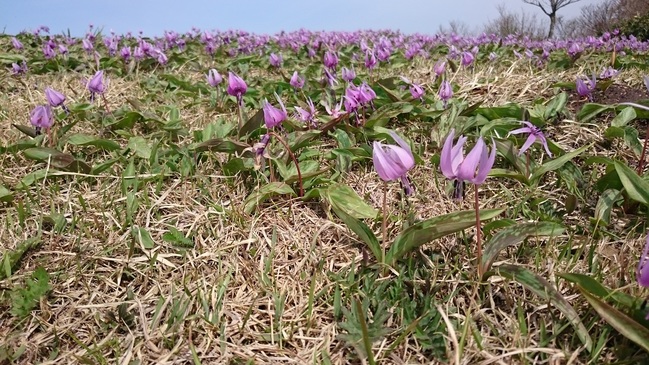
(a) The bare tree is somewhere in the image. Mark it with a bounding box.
[438,20,474,36]
[483,5,546,39]
[522,0,582,38]
[563,0,649,37]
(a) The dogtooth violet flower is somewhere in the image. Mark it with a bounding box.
[341,67,356,83]
[207,69,222,87]
[87,70,106,101]
[440,129,496,186]
[30,105,54,134]
[269,53,283,67]
[461,51,474,66]
[507,121,552,157]
[227,71,247,105]
[45,87,69,114]
[439,81,453,107]
[576,73,596,100]
[372,131,415,195]
[294,98,317,128]
[290,71,305,89]
[262,94,287,129]
[323,51,338,69]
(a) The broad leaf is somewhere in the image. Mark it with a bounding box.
[325,183,377,219]
[614,160,649,206]
[493,265,593,352]
[529,144,591,184]
[67,134,120,151]
[331,206,382,263]
[243,182,296,214]
[481,222,564,274]
[385,208,504,265]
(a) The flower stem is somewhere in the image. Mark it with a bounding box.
[526,151,530,178]
[638,124,649,174]
[381,181,388,263]
[474,185,483,280]
[268,132,304,197]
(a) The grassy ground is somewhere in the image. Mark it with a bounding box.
[1,33,649,364]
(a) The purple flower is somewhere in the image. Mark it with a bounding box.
[42,44,56,59]
[227,71,247,105]
[11,61,28,75]
[357,83,376,106]
[323,51,338,69]
[82,38,94,53]
[30,105,54,133]
[207,69,223,87]
[507,121,552,157]
[410,83,425,101]
[439,81,453,107]
[290,71,305,89]
[461,51,474,67]
[576,74,596,100]
[120,46,131,61]
[373,130,415,194]
[269,53,283,68]
[294,98,317,127]
[600,67,619,79]
[364,50,377,70]
[341,67,356,83]
[440,129,496,186]
[45,87,66,108]
[133,46,145,61]
[262,94,287,129]
[434,60,446,76]
[58,44,68,55]
[324,99,344,118]
[11,37,23,50]
[87,70,106,100]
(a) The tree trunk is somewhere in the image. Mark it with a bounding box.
[548,12,556,38]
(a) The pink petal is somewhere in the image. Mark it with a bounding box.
[457,138,485,182]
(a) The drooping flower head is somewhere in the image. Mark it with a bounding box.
[365,49,377,70]
[439,80,453,108]
[294,98,317,128]
[440,129,496,186]
[12,37,23,50]
[434,59,446,76]
[341,67,356,83]
[290,71,305,90]
[44,87,68,113]
[30,105,54,134]
[373,131,415,195]
[207,69,222,87]
[323,50,338,69]
[461,51,474,67]
[269,53,283,68]
[262,93,287,129]
[507,121,552,157]
[576,73,596,100]
[227,71,247,105]
[87,70,106,101]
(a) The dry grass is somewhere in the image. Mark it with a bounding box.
[1,48,648,365]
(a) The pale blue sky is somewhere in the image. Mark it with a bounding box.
[1,0,601,37]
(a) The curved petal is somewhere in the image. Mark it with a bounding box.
[473,139,496,184]
[385,145,414,172]
[373,142,400,181]
[440,129,456,179]
[450,136,467,175]
[457,138,485,182]
[537,134,553,157]
[518,134,537,156]
[388,130,412,156]
[508,127,532,136]
[638,235,649,287]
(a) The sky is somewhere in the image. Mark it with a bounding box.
[1,0,603,37]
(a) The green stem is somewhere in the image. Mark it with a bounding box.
[268,132,304,197]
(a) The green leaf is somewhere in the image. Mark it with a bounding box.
[325,183,377,219]
[577,103,612,122]
[131,226,155,249]
[127,136,152,159]
[577,286,649,352]
[0,185,14,203]
[493,265,593,352]
[331,205,382,263]
[365,102,413,128]
[10,266,50,318]
[481,222,564,274]
[243,182,296,214]
[614,160,649,206]
[67,134,121,151]
[611,106,637,127]
[239,108,264,137]
[559,273,636,308]
[593,189,622,226]
[0,237,42,280]
[495,139,527,177]
[529,144,591,184]
[385,208,504,266]
[23,147,91,173]
[190,138,252,157]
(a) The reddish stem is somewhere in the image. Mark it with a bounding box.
[637,125,649,174]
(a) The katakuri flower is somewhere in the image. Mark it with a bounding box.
[207,69,223,87]
[87,70,106,101]
[341,67,356,83]
[439,80,453,107]
[323,51,338,69]
[11,37,23,50]
[434,59,446,76]
[461,51,474,66]
[227,71,247,105]
[30,105,54,134]
[262,94,287,129]
[269,53,283,68]
[440,129,496,186]
[507,121,552,157]
[576,73,596,100]
[290,71,305,89]
[373,130,415,194]
[294,98,317,127]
